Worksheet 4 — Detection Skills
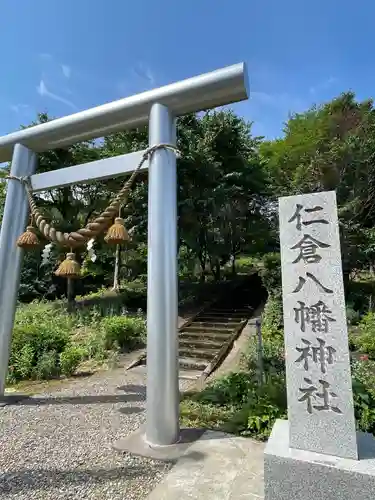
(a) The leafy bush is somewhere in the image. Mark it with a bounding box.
[7,300,146,384]
[180,400,235,430]
[247,332,285,376]
[352,359,375,434]
[121,280,147,311]
[181,370,286,441]
[234,256,257,275]
[11,323,69,360]
[10,344,35,380]
[9,302,72,382]
[346,305,361,326]
[60,345,86,377]
[261,294,283,338]
[225,375,287,440]
[34,350,60,380]
[259,252,281,296]
[352,312,375,358]
[196,372,252,406]
[100,315,146,350]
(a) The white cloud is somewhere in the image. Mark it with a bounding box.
[132,62,156,86]
[116,62,157,97]
[61,64,71,79]
[37,79,76,109]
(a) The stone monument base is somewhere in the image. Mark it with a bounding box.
[264,419,375,500]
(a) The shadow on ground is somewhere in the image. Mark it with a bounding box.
[3,393,144,406]
[1,385,147,407]
[0,464,165,494]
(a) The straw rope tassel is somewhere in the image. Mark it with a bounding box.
[16,218,40,249]
[55,250,81,279]
[104,217,129,245]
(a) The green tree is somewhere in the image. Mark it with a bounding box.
[261,91,375,285]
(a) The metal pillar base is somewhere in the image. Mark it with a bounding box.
[113,427,205,462]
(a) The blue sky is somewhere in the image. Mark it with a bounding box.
[1,0,374,140]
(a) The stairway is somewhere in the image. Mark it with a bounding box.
[127,275,264,380]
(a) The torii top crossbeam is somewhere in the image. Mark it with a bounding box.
[0,62,249,162]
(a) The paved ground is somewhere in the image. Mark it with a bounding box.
[0,368,192,500]
[147,430,265,499]
[146,311,266,500]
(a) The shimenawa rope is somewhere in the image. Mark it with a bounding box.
[7,143,179,248]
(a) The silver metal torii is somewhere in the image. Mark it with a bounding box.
[0,63,249,447]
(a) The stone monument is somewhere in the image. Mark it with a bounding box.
[264,190,375,500]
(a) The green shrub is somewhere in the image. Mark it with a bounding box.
[122,280,147,310]
[100,315,146,350]
[6,299,147,384]
[261,294,283,338]
[9,303,71,382]
[9,344,35,381]
[196,372,252,406]
[259,253,281,296]
[225,375,287,440]
[346,306,361,326]
[84,328,108,361]
[180,400,235,430]
[11,323,69,359]
[181,370,286,441]
[60,345,85,377]
[352,359,375,434]
[34,350,60,380]
[234,256,256,274]
[10,301,90,382]
[247,332,285,377]
[353,312,375,358]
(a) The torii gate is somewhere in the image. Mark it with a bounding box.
[0,63,249,450]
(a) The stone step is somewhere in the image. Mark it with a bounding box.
[179,369,202,380]
[179,338,223,350]
[199,311,248,317]
[179,330,230,341]
[179,347,215,360]
[183,325,233,334]
[196,316,245,322]
[209,308,252,313]
[179,356,208,371]
[191,321,241,329]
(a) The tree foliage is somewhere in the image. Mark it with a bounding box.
[5,109,268,301]
[261,92,375,280]
[5,90,375,303]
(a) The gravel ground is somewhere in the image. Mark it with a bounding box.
[0,368,192,500]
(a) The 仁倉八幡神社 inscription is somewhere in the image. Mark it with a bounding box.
[292,273,333,294]
[279,190,358,459]
[288,204,330,231]
[294,300,335,333]
[291,234,331,264]
[298,377,341,414]
[295,338,336,373]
